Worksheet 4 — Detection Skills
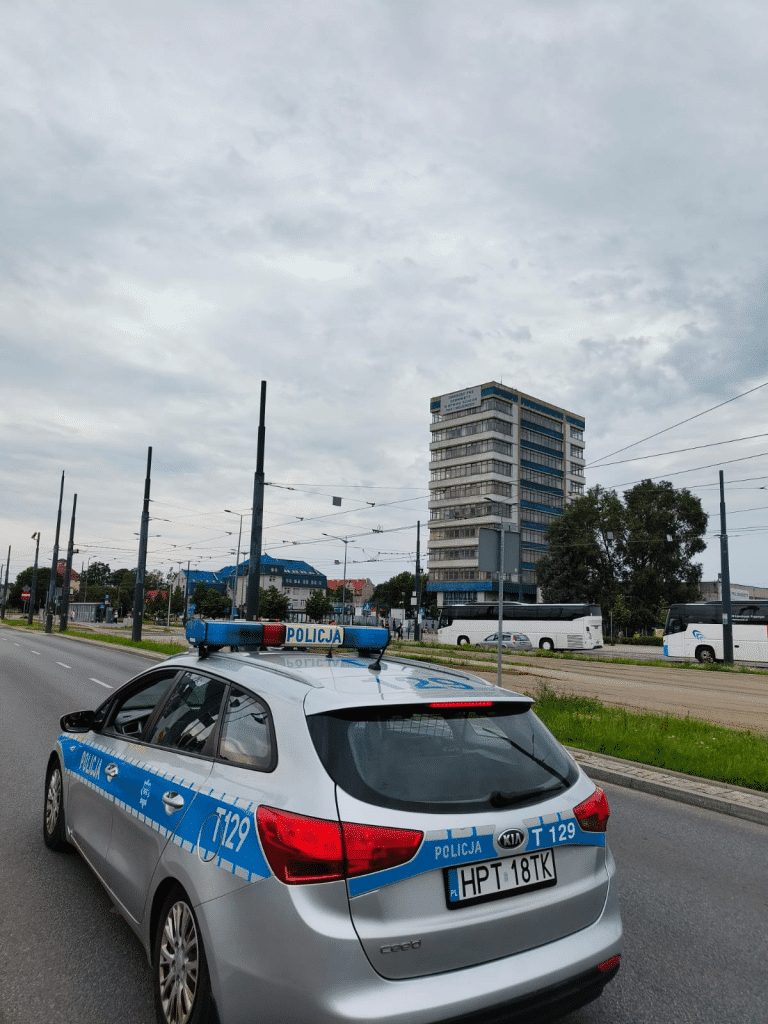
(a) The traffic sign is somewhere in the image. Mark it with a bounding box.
[21,590,30,601]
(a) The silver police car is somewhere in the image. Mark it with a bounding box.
[44,622,621,1024]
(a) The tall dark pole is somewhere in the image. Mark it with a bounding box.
[59,494,77,631]
[132,447,153,642]
[183,560,190,627]
[246,382,267,621]
[414,521,422,640]
[0,546,9,618]
[719,470,734,665]
[28,532,41,625]
[45,471,65,633]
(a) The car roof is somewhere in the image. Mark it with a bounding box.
[165,648,533,715]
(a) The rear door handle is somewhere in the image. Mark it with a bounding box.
[162,791,185,815]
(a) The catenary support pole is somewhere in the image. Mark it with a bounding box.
[0,546,9,618]
[132,447,153,642]
[414,521,422,641]
[28,532,41,625]
[246,381,267,620]
[719,470,734,665]
[45,471,65,633]
[59,494,77,631]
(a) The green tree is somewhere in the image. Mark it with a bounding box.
[171,586,185,615]
[372,571,433,618]
[191,583,230,618]
[8,566,53,611]
[537,481,707,634]
[305,589,333,620]
[331,583,354,605]
[619,479,707,632]
[259,586,290,620]
[536,486,624,609]
[82,561,111,591]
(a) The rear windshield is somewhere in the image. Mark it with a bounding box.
[307,704,577,814]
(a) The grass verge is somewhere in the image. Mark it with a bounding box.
[389,639,768,674]
[529,681,768,792]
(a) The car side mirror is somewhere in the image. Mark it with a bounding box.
[60,709,96,733]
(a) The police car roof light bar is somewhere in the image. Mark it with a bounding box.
[186,619,389,656]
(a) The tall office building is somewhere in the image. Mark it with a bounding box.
[427,382,586,607]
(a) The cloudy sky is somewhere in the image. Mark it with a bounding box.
[1,0,767,594]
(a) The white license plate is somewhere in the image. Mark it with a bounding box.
[445,849,557,909]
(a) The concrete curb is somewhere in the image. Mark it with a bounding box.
[569,747,768,827]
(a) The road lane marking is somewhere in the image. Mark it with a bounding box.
[91,678,112,689]
[31,650,41,655]
[56,661,72,669]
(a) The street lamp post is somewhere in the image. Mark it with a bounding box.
[323,533,349,625]
[224,510,247,619]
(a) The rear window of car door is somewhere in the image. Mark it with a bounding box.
[147,671,227,755]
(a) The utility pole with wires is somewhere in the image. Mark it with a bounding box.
[246,382,267,621]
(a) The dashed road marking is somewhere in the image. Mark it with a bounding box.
[56,662,71,669]
[91,678,112,689]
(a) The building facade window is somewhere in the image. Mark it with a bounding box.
[430,439,514,462]
[431,459,513,482]
[520,412,564,437]
[428,546,479,561]
[570,445,584,459]
[431,417,514,443]
[570,426,584,440]
[430,526,479,541]
[520,430,563,456]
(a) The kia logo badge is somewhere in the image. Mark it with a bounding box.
[497,828,525,850]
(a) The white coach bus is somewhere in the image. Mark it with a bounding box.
[437,603,603,651]
[664,601,768,663]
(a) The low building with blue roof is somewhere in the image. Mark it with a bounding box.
[175,556,327,617]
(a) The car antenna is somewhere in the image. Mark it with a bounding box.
[368,629,391,672]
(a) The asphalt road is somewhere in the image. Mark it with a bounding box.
[1,627,766,1024]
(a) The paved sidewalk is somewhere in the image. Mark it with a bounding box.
[569,747,768,827]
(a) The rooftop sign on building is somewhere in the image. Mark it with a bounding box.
[440,386,481,415]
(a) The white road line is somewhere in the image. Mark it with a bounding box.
[91,678,112,689]
[56,661,71,669]
[31,650,41,655]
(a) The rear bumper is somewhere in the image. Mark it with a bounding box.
[440,961,620,1024]
[198,860,622,1024]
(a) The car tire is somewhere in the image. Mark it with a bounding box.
[457,636,470,646]
[539,638,554,651]
[154,886,214,1024]
[696,646,716,664]
[43,757,69,851]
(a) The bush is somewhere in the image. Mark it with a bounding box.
[604,635,663,646]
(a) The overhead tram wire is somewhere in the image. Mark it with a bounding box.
[605,449,768,491]
[586,432,768,469]
[587,380,768,468]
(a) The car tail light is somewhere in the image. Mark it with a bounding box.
[256,806,423,885]
[573,787,610,832]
